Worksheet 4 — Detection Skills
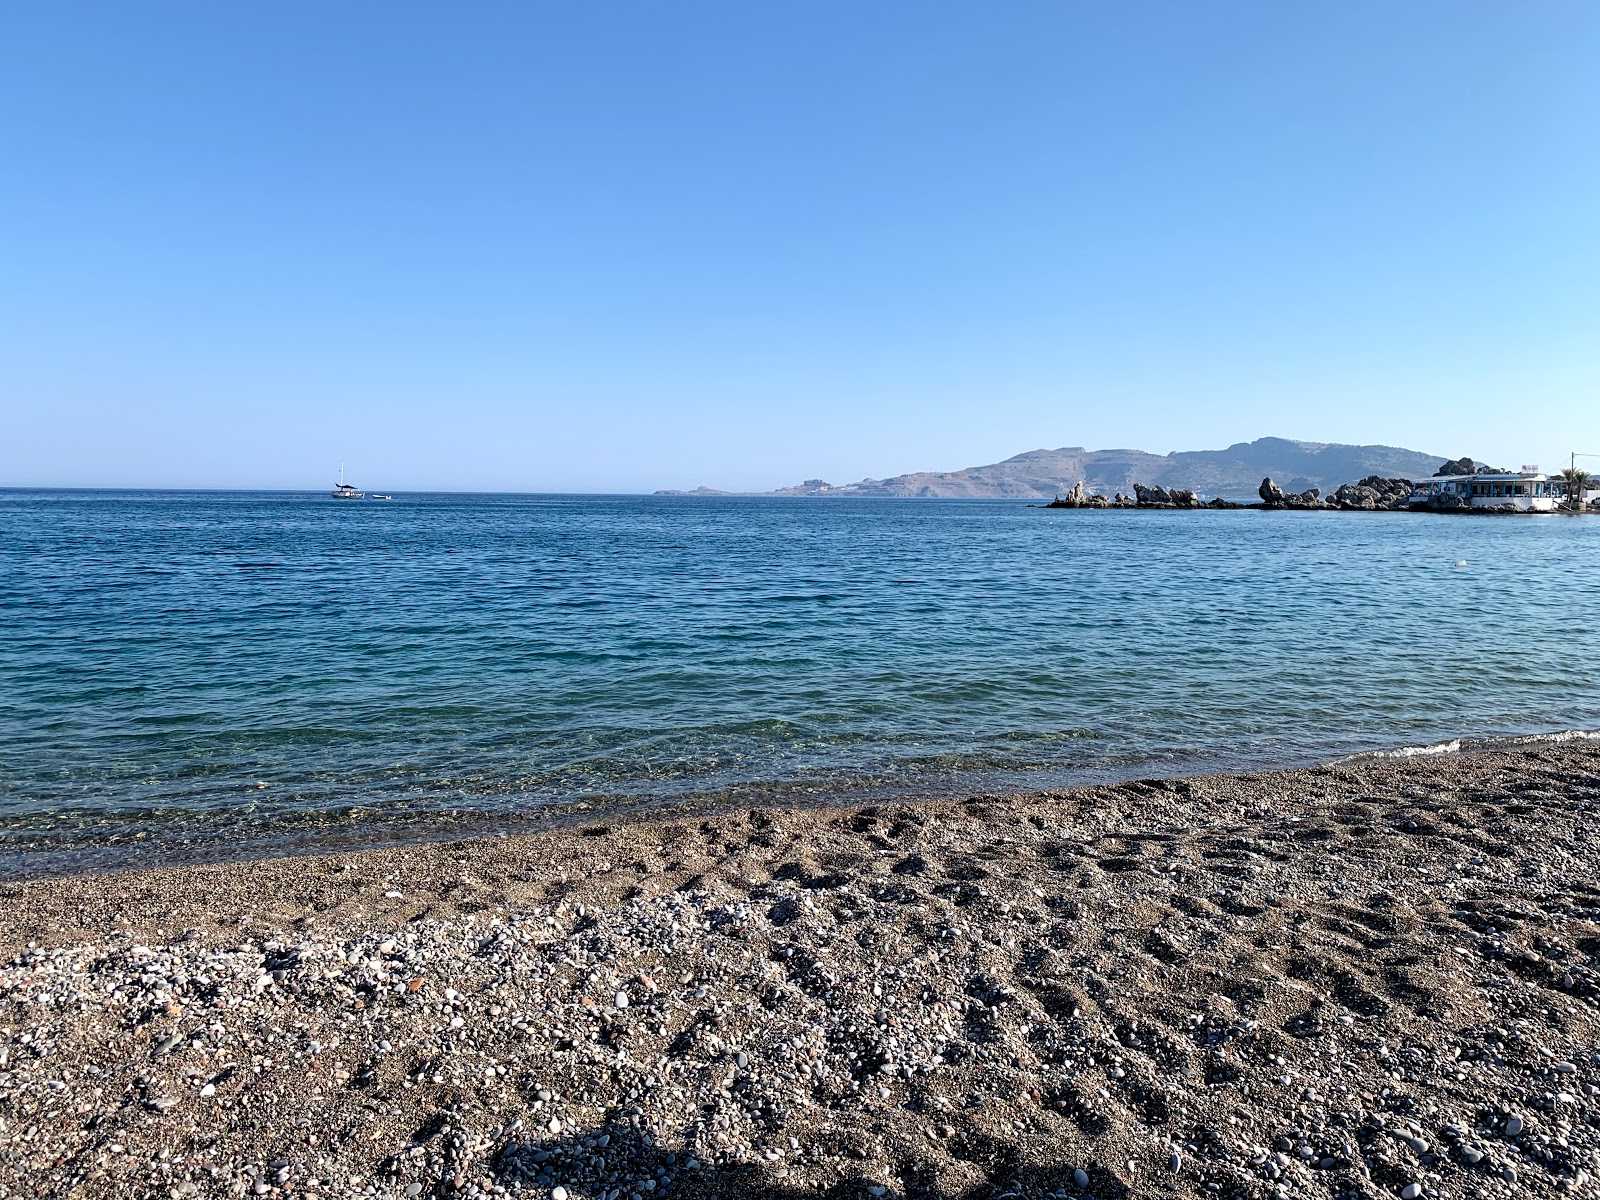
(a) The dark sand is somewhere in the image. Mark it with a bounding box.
[4,742,1600,1200]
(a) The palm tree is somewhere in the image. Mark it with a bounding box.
[1560,467,1591,512]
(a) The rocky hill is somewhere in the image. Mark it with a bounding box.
[741,437,1446,499]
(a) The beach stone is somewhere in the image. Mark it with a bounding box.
[9,739,1600,1200]
[614,990,629,1008]
[1400,1184,1421,1200]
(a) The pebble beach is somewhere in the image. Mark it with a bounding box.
[4,742,1600,1200]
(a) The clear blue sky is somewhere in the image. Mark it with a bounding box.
[2,2,1596,491]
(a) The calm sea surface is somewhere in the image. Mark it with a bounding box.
[3,490,1598,875]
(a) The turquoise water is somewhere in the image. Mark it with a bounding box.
[3,489,1598,874]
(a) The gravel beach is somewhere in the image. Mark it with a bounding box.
[4,742,1600,1200]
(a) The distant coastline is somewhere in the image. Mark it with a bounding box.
[656,435,1445,499]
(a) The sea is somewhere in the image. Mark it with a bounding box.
[3,489,1598,876]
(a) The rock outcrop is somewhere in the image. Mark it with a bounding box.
[1044,481,1114,508]
[1434,457,1504,477]
[1132,484,1201,508]
[1332,476,1413,510]
[1258,478,1327,509]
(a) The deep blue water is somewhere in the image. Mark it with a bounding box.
[3,489,1598,875]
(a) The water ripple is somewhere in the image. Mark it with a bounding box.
[2,489,1599,872]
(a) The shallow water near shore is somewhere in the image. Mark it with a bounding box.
[3,489,1599,875]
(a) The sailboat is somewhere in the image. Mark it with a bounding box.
[331,464,365,500]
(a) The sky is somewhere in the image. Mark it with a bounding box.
[2,2,1597,492]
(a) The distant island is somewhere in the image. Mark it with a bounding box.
[656,436,1445,499]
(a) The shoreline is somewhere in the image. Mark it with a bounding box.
[7,731,1596,885]
[4,744,1600,1198]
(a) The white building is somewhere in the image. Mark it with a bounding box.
[1409,470,1565,511]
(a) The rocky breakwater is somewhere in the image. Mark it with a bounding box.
[1045,482,1232,509]
[1042,481,1126,509]
[1330,477,1415,511]
[1133,484,1213,509]
[1257,476,1416,511]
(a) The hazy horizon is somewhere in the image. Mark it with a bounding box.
[0,432,1469,496]
[4,3,1597,491]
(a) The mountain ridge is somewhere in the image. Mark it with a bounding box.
[658,437,1451,499]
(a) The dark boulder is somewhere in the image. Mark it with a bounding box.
[1283,487,1326,509]
[1133,483,1171,506]
[1333,483,1380,510]
[1333,475,1412,510]
[1434,457,1505,477]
